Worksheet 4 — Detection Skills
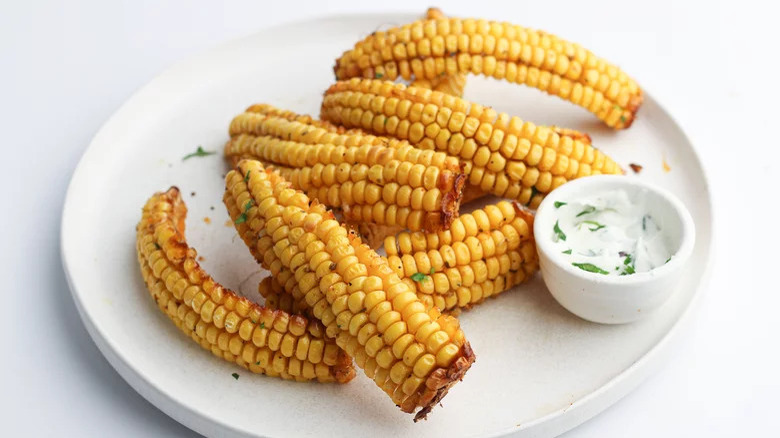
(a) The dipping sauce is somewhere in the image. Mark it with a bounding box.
[550,189,673,276]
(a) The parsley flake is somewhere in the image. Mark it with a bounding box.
[243,170,251,183]
[576,205,596,217]
[554,201,567,209]
[580,220,606,232]
[259,322,265,329]
[572,263,610,275]
[375,72,384,79]
[231,373,239,380]
[562,249,572,255]
[410,272,427,282]
[234,200,253,224]
[182,146,216,161]
[553,220,566,241]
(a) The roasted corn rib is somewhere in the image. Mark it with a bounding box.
[136,187,355,383]
[226,111,467,232]
[333,17,642,128]
[384,201,538,311]
[224,160,475,420]
[321,78,622,208]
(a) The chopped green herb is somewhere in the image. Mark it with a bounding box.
[243,170,251,183]
[375,72,383,79]
[255,361,261,365]
[576,205,596,217]
[580,220,606,231]
[623,254,633,265]
[234,200,253,224]
[562,249,572,255]
[665,256,672,264]
[232,373,239,380]
[410,272,427,282]
[572,263,610,275]
[620,115,627,123]
[554,201,567,209]
[154,242,161,250]
[430,267,435,275]
[259,322,265,329]
[182,146,216,161]
[621,265,636,275]
[553,220,566,241]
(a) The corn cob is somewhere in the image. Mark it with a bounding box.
[225,160,475,420]
[225,113,467,232]
[136,187,355,383]
[384,201,538,311]
[333,18,642,129]
[321,79,622,208]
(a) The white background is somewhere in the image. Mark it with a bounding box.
[1,0,777,436]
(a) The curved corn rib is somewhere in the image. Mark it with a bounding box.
[136,187,355,383]
[334,17,641,128]
[321,78,622,208]
[225,113,467,232]
[225,160,475,420]
[384,201,538,311]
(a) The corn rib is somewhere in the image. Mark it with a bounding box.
[225,112,467,232]
[333,17,641,128]
[384,201,538,311]
[136,187,355,383]
[321,78,622,208]
[225,160,475,420]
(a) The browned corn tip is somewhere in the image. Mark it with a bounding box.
[137,187,355,383]
[225,160,475,420]
[333,17,642,129]
[321,78,622,207]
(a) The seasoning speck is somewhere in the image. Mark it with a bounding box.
[629,163,643,174]
[662,156,671,173]
[224,220,233,227]
[190,191,196,197]
[203,217,211,224]
[232,373,239,380]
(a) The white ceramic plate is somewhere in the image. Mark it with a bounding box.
[61,13,713,438]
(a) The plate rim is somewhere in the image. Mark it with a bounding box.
[60,12,715,438]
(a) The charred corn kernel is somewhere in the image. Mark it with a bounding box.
[224,160,474,421]
[136,187,355,383]
[225,111,466,232]
[322,79,622,206]
[334,17,641,129]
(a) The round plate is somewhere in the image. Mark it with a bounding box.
[61,13,713,438]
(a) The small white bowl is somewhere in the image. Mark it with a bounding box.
[534,175,695,324]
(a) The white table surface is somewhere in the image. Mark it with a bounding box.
[1,0,777,436]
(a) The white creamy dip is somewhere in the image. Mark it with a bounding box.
[550,189,673,276]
